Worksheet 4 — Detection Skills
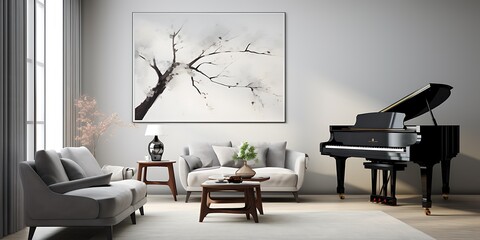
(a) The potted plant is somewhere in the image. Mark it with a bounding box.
[233,142,257,178]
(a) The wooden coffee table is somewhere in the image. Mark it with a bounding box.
[199,180,261,223]
[208,175,270,215]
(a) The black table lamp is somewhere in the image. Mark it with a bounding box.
[145,125,164,161]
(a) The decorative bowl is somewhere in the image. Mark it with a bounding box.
[227,175,243,183]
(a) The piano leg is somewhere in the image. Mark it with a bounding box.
[335,157,347,199]
[420,165,433,215]
[390,168,398,206]
[370,169,377,198]
[382,170,388,199]
[441,158,452,200]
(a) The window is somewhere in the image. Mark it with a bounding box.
[45,0,63,150]
[26,0,63,160]
[26,0,45,161]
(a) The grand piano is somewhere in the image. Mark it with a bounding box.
[320,83,460,215]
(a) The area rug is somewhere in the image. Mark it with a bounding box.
[117,210,433,240]
[15,210,434,240]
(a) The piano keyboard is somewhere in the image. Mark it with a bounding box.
[325,145,406,152]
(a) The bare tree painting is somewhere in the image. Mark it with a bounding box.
[133,13,285,122]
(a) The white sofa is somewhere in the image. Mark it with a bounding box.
[178,141,308,202]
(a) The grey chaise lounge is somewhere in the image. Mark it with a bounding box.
[19,147,147,240]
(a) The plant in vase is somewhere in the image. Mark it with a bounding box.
[232,142,257,178]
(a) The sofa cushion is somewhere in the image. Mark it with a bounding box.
[61,158,87,180]
[181,155,203,171]
[212,146,242,167]
[251,147,268,168]
[240,141,287,168]
[35,150,70,185]
[188,141,231,167]
[213,146,268,168]
[253,167,298,188]
[110,180,147,205]
[60,146,103,177]
[187,166,297,188]
[188,167,237,187]
[266,142,287,167]
[49,173,112,194]
[65,184,133,218]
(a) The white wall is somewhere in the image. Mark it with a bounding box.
[81,0,480,195]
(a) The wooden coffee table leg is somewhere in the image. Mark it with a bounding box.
[247,189,259,223]
[255,186,264,215]
[199,188,209,222]
[244,189,250,220]
[207,192,212,207]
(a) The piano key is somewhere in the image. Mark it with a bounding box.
[324,145,406,152]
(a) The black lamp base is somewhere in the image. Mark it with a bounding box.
[148,135,164,161]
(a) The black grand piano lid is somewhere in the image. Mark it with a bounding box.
[379,83,453,121]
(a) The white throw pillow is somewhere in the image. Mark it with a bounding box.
[212,146,241,167]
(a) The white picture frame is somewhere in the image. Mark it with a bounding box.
[133,12,285,122]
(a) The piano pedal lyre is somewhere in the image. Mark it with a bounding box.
[339,194,345,199]
[364,161,406,206]
[442,194,449,200]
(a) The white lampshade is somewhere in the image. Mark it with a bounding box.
[145,124,163,136]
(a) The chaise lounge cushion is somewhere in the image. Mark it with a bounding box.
[65,184,133,218]
[35,150,70,185]
[60,146,103,177]
[61,158,87,180]
[49,173,112,194]
[110,179,147,205]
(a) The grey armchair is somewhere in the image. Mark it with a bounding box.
[19,147,147,240]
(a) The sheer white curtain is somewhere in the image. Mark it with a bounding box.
[63,0,82,147]
[0,0,27,236]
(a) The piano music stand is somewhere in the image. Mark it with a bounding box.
[363,161,407,206]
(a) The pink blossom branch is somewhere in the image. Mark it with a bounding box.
[74,95,122,155]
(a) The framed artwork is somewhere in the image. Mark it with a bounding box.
[132,12,285,122]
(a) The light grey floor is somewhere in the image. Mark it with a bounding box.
[6,194,480,239]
